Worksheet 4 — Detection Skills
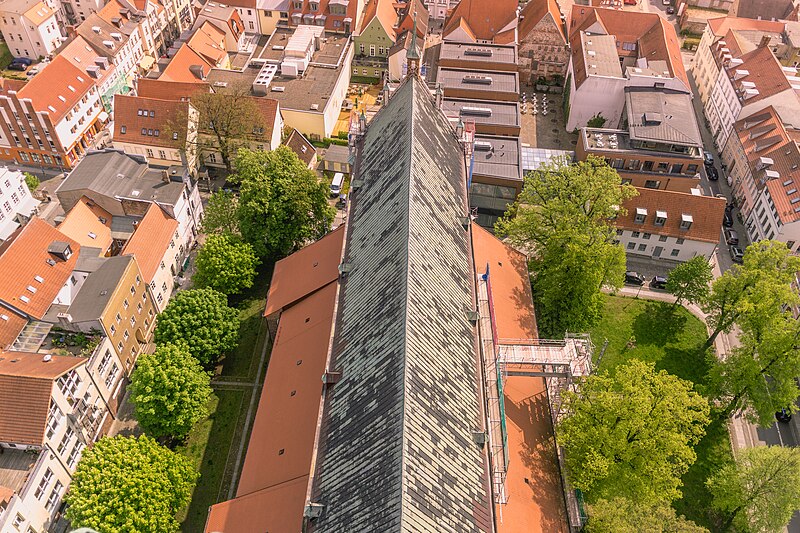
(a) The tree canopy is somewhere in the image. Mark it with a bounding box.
[154,288,239,368]
[130,343,212,439]
[586,497,708,533]
[65,435,198,533]
[23,172,39,192]
[666,255,712,310]
[707,446,800,532]
[558,359,710,504]
[194,234,259,295]
[201,190,240,236]
[235,146,334,259]
[495,156,637,336]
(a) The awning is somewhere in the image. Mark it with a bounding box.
[98,111,109,123]
[139,54,156,71]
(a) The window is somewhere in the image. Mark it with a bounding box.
[680,214,693,230]
[159,150,166,159]
[687,164,698,174]
[130,285,135,295]
[137,302,143,314]
[110,324,116,335]
[627,242,635,250]
[616,229,623,236]
[115,313,121,323]
[123,298,129,309]
[57,428,74,454]
[45,481,63,511]
[105,363,119,388]
[123,330,129,341]
[369,45,375,56]
[671,249,680,257]
[644,180,660,189]
[632,231,640,238]
[97,349,111,375]
[117,341,124,352]
[642,233,651,239]
[659,235,668,242]
[34,468,53,500]
[120,125,126,134]
[66,442,84,468]
[12,514,23,529]
[57,370,81,398]
[638,243,647,252]
[676,238,685,244]
[634,208,647,223]
[788,240,796,250]
[162,282,167,292]
[146,148,154,157]
[359,43,364,54]
[46,403,62,439]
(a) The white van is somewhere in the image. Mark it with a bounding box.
[330,172,344,197]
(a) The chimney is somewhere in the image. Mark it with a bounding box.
[760,35,771,48]
[189,64,205,80]
[161,169,170,183]
[314,35,321,51]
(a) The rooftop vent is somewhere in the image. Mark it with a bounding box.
[461,106,492,117]
[463,74,492,85]
[464,47,492,57]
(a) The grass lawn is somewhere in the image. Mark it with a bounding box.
[589,294,734,529]
[177,389,247,533]
[0,41,12,69]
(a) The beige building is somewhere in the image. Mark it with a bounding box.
[517,0,568,84]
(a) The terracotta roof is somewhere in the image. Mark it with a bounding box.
[113,94,190,149]
[17,55,95,123]
[23,1,56,25]
[707,15,786,37]
[395,0,428,38]
[0,79,27,96]
[0,218,80,319]
[136,78,210,100]
[0,350,85,446]
[471,223,537,340]
[57,196,113,255]
[727,45,793,106]
[617,188,727,243]
[519,0,566,43]
[59,36,116,88]
[443,0,518,43]
[187,21,228,66]
[0,310,27,350]
[121,204,178,283]
[283,129,316,167]
[159,44,213,83]
[0,486,13,506]
[263,226,344,316]
[359,0,399,40]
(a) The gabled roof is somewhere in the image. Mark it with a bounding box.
[0,350,85,446]
[58,35,116,87]
[187,20,228,65]
[732,0,794,23]
[67,255,133,323]
[443,0,518,44]
[23,1,56,25]
[135,78,210,100]
[120,204,178,283]
[76,13,130,59]
[159,44,213,82]
[283,128,316,167]
[0,218,80,319]
[263,225,344,316]
[0,310,27,350]
[17,55,95,123]
[308,76,490,531]
[57,196,113,254]
[519,0,566,44]
[707,15,785,37]
[359,0,398,40]
[727,45,793,106]
[113,94,190,149]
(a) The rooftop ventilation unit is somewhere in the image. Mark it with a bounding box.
[461,106,492,117]
[463,74,492,85]
[464,47,492,57]
[474,140,492,151]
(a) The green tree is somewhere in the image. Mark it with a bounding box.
[558,360,710,504]
[194,234,259,295]
[154,288,239,368]
[130,343,212,439]
[235,146,334,259]
[496,156,637,336]
[707,446,800,532]
[665,255,712,310]
[587,113,607,128]
[702,240,800,349]
[586,497,708,533]
[65,435,198,533]
[23,172,39,192]
[201,190,240,236]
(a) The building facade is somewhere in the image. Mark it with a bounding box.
[0,167,39,243]
[0,0,62,60]
[518,0,568,84]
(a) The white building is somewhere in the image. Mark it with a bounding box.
[615,187,727,262]
[0,0,62,60]
[0,167,39,243]
[75,12,145,90]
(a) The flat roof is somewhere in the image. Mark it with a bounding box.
[437,67,519,94]
[472,134,523,182]
[582,128,702,159]
[581,32,622,79]
[625,88,703,147]
[442,97,520,127]
[439,40,518,65]
[0,448,40,494]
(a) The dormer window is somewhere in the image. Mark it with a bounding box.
[120,125,126,134]
[309,1,318,10]
[680,214,693,230]
[655,210,667,226]
[634,208,647,224]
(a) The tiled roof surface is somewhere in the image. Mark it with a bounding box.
[205,477,309,533]
[187,21,228,65]
[443,0,518,43]
[23,1,56,25]
[709,14,786,36]
[727,46,794,106]
[617,187,727,243]
[113,94,189,149]
[283,128,316,167]
[0,310,27,350]
[17,55,95,123]
[0,350,84,445]
[0,218,80,319]
[359,0,398,39]
[136,78,209,100]
[59,36,116,88]
[57,196,113,254]
[159,44,213,82]
[519,0,566,43]
[120,204,178,283]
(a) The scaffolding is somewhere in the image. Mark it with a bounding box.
[477,266,592,531]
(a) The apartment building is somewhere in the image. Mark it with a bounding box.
[576,86,705,193]
[55,195,115,256]
[616,187,726,262]
[0,0,62,60]
[59,35,120,112]
[0,167,39,243]
[285,0,365,34]
[112,93,198,169]
[74,11,144,92]
[256,0,290,35]
[441,0,518,44]
[517,0,568,84]
[0,55,105,170]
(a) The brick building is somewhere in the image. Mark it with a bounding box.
[518,0,568,84]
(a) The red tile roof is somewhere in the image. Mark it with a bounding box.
[264,225,344,316]
[0,218,80,319]
[159,44,213,83]
[727,45,793,106]
[0,351,85,445]
[57,196,113,255]
[18,55,96,123]
[59,36,116,88]
[707,16,785,37]
[121,204,178,283]
[519,0,566,44]
[187,21,228,66]
[113,94,190,149]
[283,128,316,168]
[359,0,399,39]
[617,187,727,243]
[136,78,210,101]
[443,0,518,44]
[0,310,27,350]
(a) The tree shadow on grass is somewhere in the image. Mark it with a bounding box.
[631,301,688,347]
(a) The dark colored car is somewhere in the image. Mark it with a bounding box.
[723,211,734,227]
[666,6,675,13]
[708,165,719,181]
[776,408,792,423]
[724,228,739,245]
[625,271,646,286]
[730,245,744,264]
[7,60,29,71]
[650,276,668,290]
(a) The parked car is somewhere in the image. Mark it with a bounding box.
[335,193,347,208]
[662,0,670,4]
[704,150,714,167]
[730,245,744,263]
[724,228,739,245]
[625,271,646,286]
[707,165,719,181]
[666,6,675,13]
[7,60,29,71]
[650,276,668,290]
[723,211,734,227]
[776,408,792,423]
